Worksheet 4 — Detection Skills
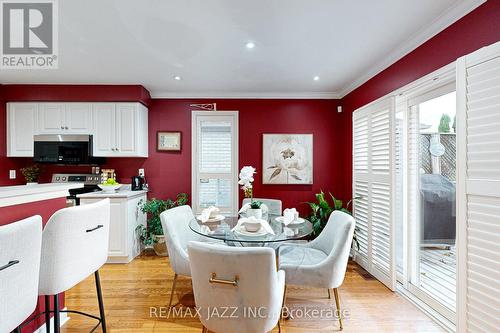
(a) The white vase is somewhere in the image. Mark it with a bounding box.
[246,208,262,220]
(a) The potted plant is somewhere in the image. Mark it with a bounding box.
[136,193,188,256]
[305,191,360,255]
[20,164,42,185]
[238,166,263,218]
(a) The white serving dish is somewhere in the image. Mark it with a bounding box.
[234,226,268,237]
[243,219,262,232]
[98,184,122,193]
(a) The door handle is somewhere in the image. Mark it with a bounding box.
[0,260,19,271]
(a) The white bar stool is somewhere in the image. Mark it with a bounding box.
[38,198,110,333]
[0,216,42,333]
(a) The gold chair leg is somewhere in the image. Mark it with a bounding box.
[278,319,281,333]
[333,288,343,330]
[328,288,331,299]
[168,273,178,308]
[201,326,207,333]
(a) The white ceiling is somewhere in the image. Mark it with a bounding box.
[0,0,484,98]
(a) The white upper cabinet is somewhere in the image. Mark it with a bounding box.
[7,102,148,158]
[7,103,37,157]
[65,103,93,133]
[93,102,148,157]
[38,103,93,134]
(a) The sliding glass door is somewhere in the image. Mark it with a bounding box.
[396,82,457,323]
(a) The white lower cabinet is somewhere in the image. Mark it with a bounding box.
[79,192,147,263]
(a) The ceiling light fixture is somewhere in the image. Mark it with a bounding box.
[313,76,320,81]
[174,75,182,81]
[245,41,256,49]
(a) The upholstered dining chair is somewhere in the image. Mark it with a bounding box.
[188,241,285,333]
[39,198,110,333]
[160,205,205,308]
[0,215,42,333]
[278,210,355,330]
[242,198,282,216]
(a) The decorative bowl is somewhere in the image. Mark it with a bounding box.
[98,184,121,193]
[243,219,262,232]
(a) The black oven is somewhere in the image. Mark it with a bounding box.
[34,135,105,165]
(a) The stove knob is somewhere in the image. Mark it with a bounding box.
[55,177,60,181]
[62,177,67,181]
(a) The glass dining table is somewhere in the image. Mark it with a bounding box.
[189,213,313,246]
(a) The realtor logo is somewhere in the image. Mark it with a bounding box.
[1,0,58,69]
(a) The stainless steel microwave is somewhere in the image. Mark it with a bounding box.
[33,135,105,165]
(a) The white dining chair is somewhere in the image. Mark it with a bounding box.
[160,205,204,308]
[278,210,355,330]
[188,241,285,333]
[39,198,110,333]
[242,198,282,216]
[0,215,42,333]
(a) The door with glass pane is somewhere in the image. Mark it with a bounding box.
[407,86,457,321]
[192,111,238,215]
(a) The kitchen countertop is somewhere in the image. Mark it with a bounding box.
[77,189,148,199]
[0,183,84,207]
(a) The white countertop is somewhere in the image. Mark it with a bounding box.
[78,189,148,199]
[0,183,84,207]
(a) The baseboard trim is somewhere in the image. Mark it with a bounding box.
[33,307,70,333]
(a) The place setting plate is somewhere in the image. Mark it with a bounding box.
[233,225,269,237]
[275,216,306,225]
[196,215,226,223]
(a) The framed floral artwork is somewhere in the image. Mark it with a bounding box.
[262,134,313,184]
[157,131,181,151]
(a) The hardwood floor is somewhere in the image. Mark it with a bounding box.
[62,253,444,332]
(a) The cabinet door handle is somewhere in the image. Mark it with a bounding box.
[61,126,64,129]
[65,126,69,130]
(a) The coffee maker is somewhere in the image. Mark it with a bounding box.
[131,176,144,191]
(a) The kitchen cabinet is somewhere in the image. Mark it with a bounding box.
[37,103,93,134]
[6,102,148,158]
[7,103,37,157]
[93,102,148,157]
[79,191,147,263]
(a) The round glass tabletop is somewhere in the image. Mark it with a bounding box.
[189,214,313,244]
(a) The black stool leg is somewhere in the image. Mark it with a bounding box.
[13,327,21,333]
[53,294,60,333]
[45,295,51,333]
[95,270,107,333]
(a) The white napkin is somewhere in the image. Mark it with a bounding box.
[200,206,219,223]
[231,216,275,235]
[282,208,299,226]
[238,203,269,214]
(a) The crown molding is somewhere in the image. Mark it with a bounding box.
[337,0,486,98]
[150,91,341,99]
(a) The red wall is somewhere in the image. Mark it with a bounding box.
[339,0,500,198]
[0,86,342,213]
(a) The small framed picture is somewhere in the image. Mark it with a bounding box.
[157,131,181,151]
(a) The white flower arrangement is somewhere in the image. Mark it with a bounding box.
[238,166,261,208]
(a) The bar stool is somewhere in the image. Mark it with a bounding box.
[0,215,42,333]
[38,198,110,333]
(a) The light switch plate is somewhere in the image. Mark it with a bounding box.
[9,170,16,179]
[138,168,145,177]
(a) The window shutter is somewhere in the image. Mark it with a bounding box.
[457,41,500,333]
[353,97,396,290]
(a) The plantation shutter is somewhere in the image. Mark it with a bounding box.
[192,112,239,216]
[353,97,396,290]
[456,41,500,333]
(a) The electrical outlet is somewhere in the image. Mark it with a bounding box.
[9,170,16,179]
[138,168,145,177]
